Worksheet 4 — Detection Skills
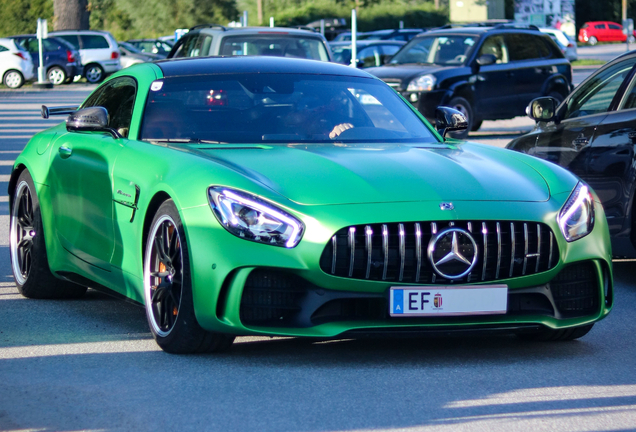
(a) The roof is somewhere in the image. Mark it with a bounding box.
[414,25,544,37]
[192,26,325,37]
[329,40,406,48]
[156,56,373,79]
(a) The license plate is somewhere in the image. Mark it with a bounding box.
[389,285,508,317]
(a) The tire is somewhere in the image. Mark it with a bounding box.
[47,66,67,85]
[3,70,24,89]
[588,36,598,46]
[471,120,483,132]
[446,96,472,139]
[143,199,235,354]
[10,170,87,299]
[84,64,105,83]
[517,324,594,342]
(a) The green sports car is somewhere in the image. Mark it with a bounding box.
[9,56,612,353]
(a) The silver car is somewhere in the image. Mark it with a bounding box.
[540,28,577,61]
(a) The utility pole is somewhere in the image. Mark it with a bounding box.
[435,0,440,9]
[257,0,263,25]
[624,0,628,22]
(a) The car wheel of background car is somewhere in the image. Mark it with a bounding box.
[3,70,24,89]
[517,324,594,341]
[84,64,105,83]
[470,120,483,132]
[143,199,235,354]
[10,170,87,299]
[588,36,598,46]
[47,66,67,85]
[447,96,472,138]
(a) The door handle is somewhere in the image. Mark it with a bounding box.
[59,145,72,159]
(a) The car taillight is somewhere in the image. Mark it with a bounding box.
[13,52,26,60]
[111,51,119,59]
[567,43,574,48]
[67,50,76,63]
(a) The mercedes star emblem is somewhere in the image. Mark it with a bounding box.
[427,227,478,279]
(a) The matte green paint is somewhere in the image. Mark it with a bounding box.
[11,62,613,338]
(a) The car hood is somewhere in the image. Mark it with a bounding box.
[189,142,550,205]
[366,65,454,87]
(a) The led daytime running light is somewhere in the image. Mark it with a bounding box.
[558,183,594,242]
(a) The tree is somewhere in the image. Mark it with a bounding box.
[0,0,53,37]
[54,0,90,30]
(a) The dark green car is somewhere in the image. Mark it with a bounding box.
[9,57,612,353]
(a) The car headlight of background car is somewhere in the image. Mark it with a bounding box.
[407,74,436,92]
[208,187,304,248]
[558,182,595,242]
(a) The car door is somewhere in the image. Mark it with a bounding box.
[608,23,624,41]
[472,34,516,119]
[534,56,636,179]
[585,63,636,236]
[48,77,137,270]
[595,23,608,41]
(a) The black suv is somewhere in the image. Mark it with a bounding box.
[366,24,572,137]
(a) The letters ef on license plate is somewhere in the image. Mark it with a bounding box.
[390,285,508,317]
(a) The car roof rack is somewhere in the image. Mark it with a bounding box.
[494,23,540,30]
[189,24,227,31]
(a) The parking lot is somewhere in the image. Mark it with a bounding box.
[1,51,636,431]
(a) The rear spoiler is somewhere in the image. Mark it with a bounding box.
[41,105,78,119]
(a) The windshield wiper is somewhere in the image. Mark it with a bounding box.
[146,138,226,144]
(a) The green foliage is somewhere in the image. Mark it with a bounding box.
[0,0,53,37]
[237,0,447,31]
[91,0,238,40]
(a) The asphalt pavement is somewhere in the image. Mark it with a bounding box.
[2,69,636,431]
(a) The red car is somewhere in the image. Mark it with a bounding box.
[578,21,627,45]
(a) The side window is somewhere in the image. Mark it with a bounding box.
[506,34,540,61]
[179,34,202,57]
[26,39,39,51]
[609,24,621,30]
[57,35,80,49]
[43,39,62,52]
[0,45,8,53]
[83,77,137,137]
[594,24,606,30]
[564,58,636,119]
[81,35,109,49]
[358,46,381,67]
[478,35,508,64]
[199,35,213,56]
[535,36,552,58]
[381,44,402,56]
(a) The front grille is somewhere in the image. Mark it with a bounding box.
[550,262,599,318]
[381,79,402,90]
[319,220,559,284]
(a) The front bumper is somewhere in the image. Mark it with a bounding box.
[182,198,613,338]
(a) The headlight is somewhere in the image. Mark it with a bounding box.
[407,74,436,92]
[558,182,595,242]
[208,187,304,248]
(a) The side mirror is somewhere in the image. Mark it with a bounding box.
[476,54,497,66]
[526,97,558,123]
[435,106,468,139]
[66,106,122,138]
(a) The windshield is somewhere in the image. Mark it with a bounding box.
[220,35,330,61]
[390,35,476,66]
[140,73,437,144]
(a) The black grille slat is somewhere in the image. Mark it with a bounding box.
[320,220,559,284]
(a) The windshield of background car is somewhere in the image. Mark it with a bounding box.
[389,35,476,66]
[219,35,330,61]
[140,74,438,144]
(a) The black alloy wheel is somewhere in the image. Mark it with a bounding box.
[10,170,86,298]
[143,200,235,353]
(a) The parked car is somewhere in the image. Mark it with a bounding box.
[49,30,121,83]
[329,40,406,67]
[118,42,159,68]
[125,39,173,59]
[0,38,34,88]
[540,28,577,61]
[578,21,627,45]
[334,29,424,42]
[366,24,572,137]
[9,35,82,85]
[11,56,611,353]
[168,25,333,62]
[508,50,636,257]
